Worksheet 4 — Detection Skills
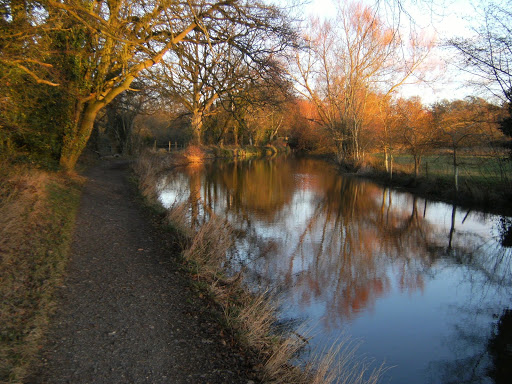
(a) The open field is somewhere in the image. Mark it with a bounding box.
[366,150,512,213]
[373,153,510,184]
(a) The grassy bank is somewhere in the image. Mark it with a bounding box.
[133,150,383,384]
[208,144,291,159]
[155,143,291,161]
[0,162,82,383]
[359,152,512,215]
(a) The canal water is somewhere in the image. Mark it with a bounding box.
[157,156,512,384]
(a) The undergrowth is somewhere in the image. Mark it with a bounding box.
[0,161,82,383]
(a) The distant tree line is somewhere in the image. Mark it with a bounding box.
[1,0,511,172]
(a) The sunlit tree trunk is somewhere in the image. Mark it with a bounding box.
[56,17,201,171]
[191,108,203,146]
[60,100,104,171]
[414,154,422,180]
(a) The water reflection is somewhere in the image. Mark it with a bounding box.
[158,157,512,384]
[488,308,512,384]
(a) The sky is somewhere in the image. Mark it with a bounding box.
[277,0,487,105]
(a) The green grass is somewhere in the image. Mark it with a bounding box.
[0,166,82,383]
[370,152,511,186]
[366,151,512,212]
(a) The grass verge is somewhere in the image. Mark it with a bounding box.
[0,161,82,383]
[356,152,512,215]
[133,152,384,384]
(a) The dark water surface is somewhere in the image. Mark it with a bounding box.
[157,156,512,384]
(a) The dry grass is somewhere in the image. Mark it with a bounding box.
[133,152,385,384]
[183,216,234,279]
[132,149,177,203]
[0,162,82,383]
[234,292,278,351]
[183,145,206,163]
[166,202,194,239]
[303,338,386,384]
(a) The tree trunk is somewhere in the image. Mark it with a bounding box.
[233,125,239,146]
[453,147,459,192]
[59,102,102,172]
[448,204,456,250]
[191,110,203,146]
[384,148,389,172]
[335,139,345,164]
[216,115,231,145]
[414,155,421,180]
[389,154,393,180]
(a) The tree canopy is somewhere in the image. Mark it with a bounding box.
[1,0,296,169]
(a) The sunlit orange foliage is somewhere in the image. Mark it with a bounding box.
[432,97,504,148]
[288,98,332,152]
[184,144,206,163]
[293,1,434,163]
[395,97,435,177]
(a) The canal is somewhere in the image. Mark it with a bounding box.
[158,156,512,384]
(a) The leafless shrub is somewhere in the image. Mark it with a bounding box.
[183,145,206,163]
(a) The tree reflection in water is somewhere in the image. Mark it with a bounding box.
[498,218,512,248]
[157,157,512,384]
[488,308,512,384]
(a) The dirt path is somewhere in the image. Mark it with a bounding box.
[29,161,257,384]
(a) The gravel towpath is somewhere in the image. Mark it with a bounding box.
[29,161,257,384]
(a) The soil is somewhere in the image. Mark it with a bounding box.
[28,160,259,384]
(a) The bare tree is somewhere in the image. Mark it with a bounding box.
[152,30,224,145]
[1,0,296,170]
[395,97,435,179]
[449,0,512,103]
[152,9,294,146]
[291,1,433,164]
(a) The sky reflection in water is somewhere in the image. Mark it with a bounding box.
[158,157,512,384]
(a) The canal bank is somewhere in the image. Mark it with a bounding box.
[337,156,512,218]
